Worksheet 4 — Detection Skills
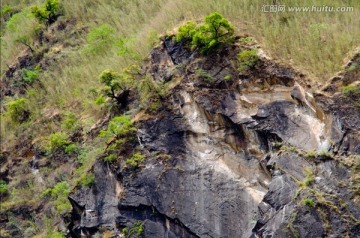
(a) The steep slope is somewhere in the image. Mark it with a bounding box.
[68,37,360,237]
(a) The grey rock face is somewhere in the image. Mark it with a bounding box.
[68,37,360,238]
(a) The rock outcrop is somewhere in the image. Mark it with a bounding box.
[69,37,360,237]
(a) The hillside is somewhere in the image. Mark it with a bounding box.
[1,1,360,238]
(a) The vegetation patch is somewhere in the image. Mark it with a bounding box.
[31,0,64,25]
[175,12,235,54]
[238,48,259,72]
[342,85,360,98]
[5,98,30,123]
[0,180,9,195]
[42,181,71,215]
[303,198,316,208]
[122,221,144,238]
[126,152,145,169]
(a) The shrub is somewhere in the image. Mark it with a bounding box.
[61,112,79,131]
[99,69,132,106]
[48,132,70,150]
[342,85,360,98]
[22,66,40,84]
[64,143,78,154]
[31,0,63,25]
[99,115,137,144]
[86,24,115,54]
[6,98,30,123]
[175,12,235,54]
[303,198,316,208]
[238,49,259,72]
[42,181,71,215]
[175,21,197,43]
[137,74,168,108]
[104,154,117,163]
[195,68,215,83]
[78,174,95,187]
[193,12,235,54]
[126,153,145,168]
[122,221,144,238]
[0,180,8,195]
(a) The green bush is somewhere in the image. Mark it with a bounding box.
[78,174,95,187]
[175,12,235,54]
[126,153,145,168]
[61,112,79,131]
[0,180,8,195]
[175,21,197,43]
[104,154,117,163]
[22,66,40,84]
[122,221,144,238]
[31,0,63,25]
[99,115,137,143]
[238,48,259,72]
[42,181,71,215]
[303,198,316,208]
[48,132,69,150]
[6,98,30,123]
[64,143,78,154]
[86,24,115,54]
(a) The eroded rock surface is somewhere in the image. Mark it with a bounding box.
[69,38,360,237]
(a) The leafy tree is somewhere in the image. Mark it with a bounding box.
[99,69,132,106]
[193,12,235,53]
[31,0,63,25]
[175,12,235,54]
[175,21,197,43]
[15,35,35,52]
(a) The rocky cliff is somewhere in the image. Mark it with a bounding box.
[68,37,360,237]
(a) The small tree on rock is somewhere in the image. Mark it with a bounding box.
[31,0,63,25]
[99,69,132,107]
[176,12,235,54]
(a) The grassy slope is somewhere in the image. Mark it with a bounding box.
[0,0,359,236]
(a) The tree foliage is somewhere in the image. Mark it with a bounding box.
[31,0,63,25]
[175,12,235,54]
[99,69,133,106]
